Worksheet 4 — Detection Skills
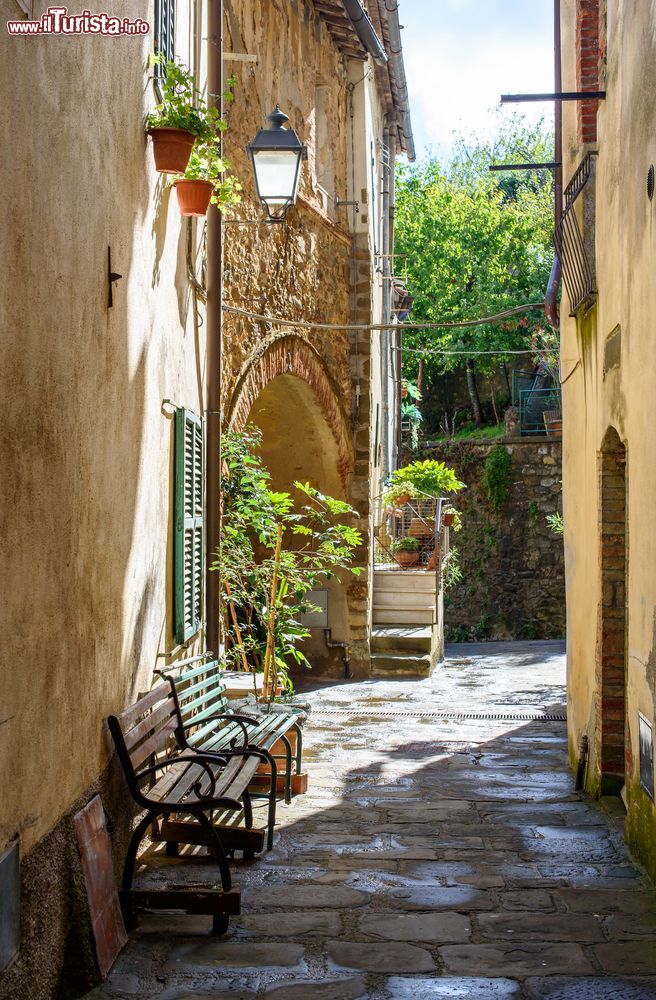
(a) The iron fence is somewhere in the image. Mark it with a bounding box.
[519,386,562,436]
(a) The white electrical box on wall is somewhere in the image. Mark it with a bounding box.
[300,589,329,628]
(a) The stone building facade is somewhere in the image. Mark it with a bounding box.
[0,0,413,995]
[559,0,656,881]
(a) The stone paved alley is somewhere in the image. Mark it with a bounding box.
[89,643,656,1000]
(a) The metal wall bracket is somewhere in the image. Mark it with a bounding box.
[107,246,122,308]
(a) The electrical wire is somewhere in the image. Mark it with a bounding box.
[222,301,545,333]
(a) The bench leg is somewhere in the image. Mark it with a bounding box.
[293,722,303,777]
[280,734,293,805]
[198,811,232,892]
[265,754,277,851]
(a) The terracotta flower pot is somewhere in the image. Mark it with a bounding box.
[394,492,412,505]
[394,549,419,568]
[401,387,408,399]
[148,127,196,174]
[174,178,214,217]
[544,413,563,438]
[443,512,455,527]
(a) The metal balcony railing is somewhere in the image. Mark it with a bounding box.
[554,151,598,315]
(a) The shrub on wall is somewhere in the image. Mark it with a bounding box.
[484,445,512,511]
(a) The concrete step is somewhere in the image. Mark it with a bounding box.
[372,607,436,625]
[371,653,433,678]
[373,590,437,609]
[374,570,437,593]
[371,626,433,654]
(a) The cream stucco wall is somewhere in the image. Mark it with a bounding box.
[0,0,208,857]
[561,0,656,876]
[0,0,403,862]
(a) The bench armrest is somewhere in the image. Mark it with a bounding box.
[135,753,229,801]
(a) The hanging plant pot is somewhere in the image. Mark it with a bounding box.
[148,127,196,174]
[174,178,214,217]
[401,386,408,399]
[395,492,412,506]
[443,512,456,527]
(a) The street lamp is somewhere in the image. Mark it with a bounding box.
[248,106,307,223]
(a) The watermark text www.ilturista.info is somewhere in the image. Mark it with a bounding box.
[7,7,149,34]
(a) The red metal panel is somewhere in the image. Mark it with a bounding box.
[74,796,128,979]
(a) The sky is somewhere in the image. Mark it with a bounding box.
[398,0,556,162]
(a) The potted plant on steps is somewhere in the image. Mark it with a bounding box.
[146,56,229,174]
[174,135,242,217]
[391,537,420,568]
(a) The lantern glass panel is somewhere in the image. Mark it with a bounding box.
[253,150,301,204]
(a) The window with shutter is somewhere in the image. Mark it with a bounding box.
[174,408,204,643]
[154,0,175,87]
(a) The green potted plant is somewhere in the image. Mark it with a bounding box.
[389,459,465,498]
[390,536,420,568]
[146,56,228,174]
[384,481,417,508]
[442,505,462,530]
[174,136,242,217]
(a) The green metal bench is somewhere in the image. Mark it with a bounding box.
[162,658,307,851]
[108,681,270,934]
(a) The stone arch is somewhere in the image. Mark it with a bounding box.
[597,425,627,793]
[226,333,354,489]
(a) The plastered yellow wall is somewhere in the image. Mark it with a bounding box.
[0,0,395,856]
[561,0,656,874]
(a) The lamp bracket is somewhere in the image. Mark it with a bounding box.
[335,196,359,214]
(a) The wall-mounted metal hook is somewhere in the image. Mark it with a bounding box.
[107,246,122,308]
[335,195,359,214]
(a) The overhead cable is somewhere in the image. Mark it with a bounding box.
[222,301,545,333]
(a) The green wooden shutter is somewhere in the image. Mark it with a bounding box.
[174,408,204,643]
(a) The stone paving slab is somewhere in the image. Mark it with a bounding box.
[86,641,656,1000]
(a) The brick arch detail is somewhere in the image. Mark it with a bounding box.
[226,333,354,488]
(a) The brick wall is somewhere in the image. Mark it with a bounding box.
[595,431,627,791]
[576,0,601,143]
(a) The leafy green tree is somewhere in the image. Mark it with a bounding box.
[214,427,362,694]
[395,117,555,423]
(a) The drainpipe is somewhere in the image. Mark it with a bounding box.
[342,0,388,64]
[324,628,352,679]
[381,125,391,480]
[205,0,223,659]
[546,0,563,329]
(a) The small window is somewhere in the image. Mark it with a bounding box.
[154,0,175,86]
[174,408,203,643]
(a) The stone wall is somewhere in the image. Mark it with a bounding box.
[424,439,565,643]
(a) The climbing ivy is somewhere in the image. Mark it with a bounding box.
[484,445,512,512]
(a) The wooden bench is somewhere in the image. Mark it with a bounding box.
[163,659,307,850]
[108,681,272,934]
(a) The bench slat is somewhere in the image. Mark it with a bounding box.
[123,695,177,752]
[116,682,170,729]
[130,717,178,771]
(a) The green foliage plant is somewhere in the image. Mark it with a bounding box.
[443,546,462,590]
[215,427,362,695]
[547,511,564,535]
[390,459,464,497]
[183,135,242,211]
[484,445,512,512]
[391,537,419,553]
[384,481,417,506]
[147,55,233,138]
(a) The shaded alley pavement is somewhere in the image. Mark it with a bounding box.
[89,642,656,1000]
